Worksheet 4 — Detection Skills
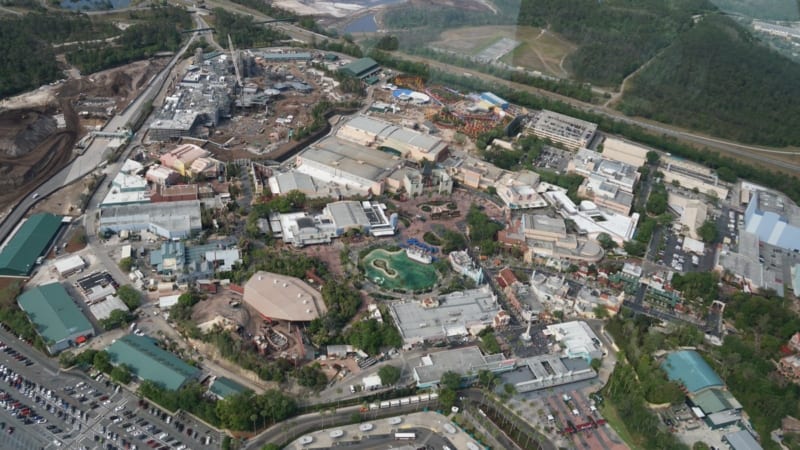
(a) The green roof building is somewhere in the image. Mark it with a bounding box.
[106,335,200,390]
[661,350,724,394]
[339,57,380,80]
[209,377,249,399]
[0,213,62,277]
[17,283,94,354]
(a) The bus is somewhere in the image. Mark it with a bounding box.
[394,432,416,441]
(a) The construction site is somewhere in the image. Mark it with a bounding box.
[143,47,341,163]
[0,59,167,215]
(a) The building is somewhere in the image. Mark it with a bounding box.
[668,193,708,240]
[496,171,547,210]
[524,110,597,150]
[662,350,742,422]
[17,283,94,354]
[209,377,249,399]
[510,354,596,393]
[336,115,448,162]
[448,250,484,284]
[150,241,186,276]
[779,355,800,382]
[339,57,380,80]
[542,188,639,244]
[479,92,509,110]
[100,172,150,207]
[203,248,241,272]
[149,58,234,141]
[160,144,211,176]
[270,200,397,247]
[600,138,649,167]
[268,171,319,197]
[412,347,516,389]
[259,51,313,62]
[388,286,508,346]
[723,430,763,450]
[569,149,638,214]
[99,200,202,239]
[243,271,326,323]
[53,255,86,277]
[0,213,63,277]
[753,20,800,39]
[744,190,800,251]
[106,335,201,390]
[295,136,398,195]
[146,166,181,186]
[545,321,605,362]
[88,296,129,322]
[662,155,729,199]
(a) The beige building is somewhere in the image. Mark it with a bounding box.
[524,110,597,150]
[668,193,709,241]
[243,271,326,322]
[336,115,448,162]
[662,156,729,199]
[601,137,649,167]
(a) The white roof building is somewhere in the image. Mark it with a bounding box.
[89,295,129,321]
[159,294,181,309]
[525,110,597,150]
[243,271,326,322]
[543,189,638,244]
[53,255,85,277]
[545,321,605,362]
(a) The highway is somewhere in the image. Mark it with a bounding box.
[0,16,205,246]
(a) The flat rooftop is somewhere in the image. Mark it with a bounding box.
[298,136,397,182]
[390,286,501,343]
[414,347,509,385]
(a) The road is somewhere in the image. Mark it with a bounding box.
[388,51,800,175]
[0,15,206,247]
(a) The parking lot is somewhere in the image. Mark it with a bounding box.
[534,146,572,172]
[0,325,222,450]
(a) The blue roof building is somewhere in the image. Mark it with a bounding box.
[661,350,723,394]
[744,190,800,251]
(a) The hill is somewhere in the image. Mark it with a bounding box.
[619,14,800,147]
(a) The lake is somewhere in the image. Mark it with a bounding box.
[344,14,378,33]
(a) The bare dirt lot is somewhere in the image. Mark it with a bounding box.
[0,59,165,213]
[431,25,576,78]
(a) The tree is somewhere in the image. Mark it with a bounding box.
[477,370,498,389]
[692,443,710,450]
[295,363,328,390]
[593,305,609,319]
[597,232,617,251]
[116,285,141,311]
[697,220,719,243]
[119,257,133,273]
[503,383,516,396]
[624,240,646,257]
[440,371,462,390]
[110,364,133,384]
[646,151,660,165]
[441,230,468,253]
[439,388,457,410]
[590,358,602,372]
[93,351,112,373]
[100,309,134,330]
[378,365,401,386]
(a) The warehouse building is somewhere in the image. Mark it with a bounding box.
[337,115,448,162]
[294,136,398,195]
[17,283,94,354]
[662,350,743,425]
[99,200,202,239]
[101,172,150,207]
[53,255,86,277]
[525,110,597,150]
[669,193,708,241]
[507,354,596,393]
[243,271,326,323]
[106,334,201,390]
[662,155,729,199]
[209,377,249,399]
[389,286,509,346]
[600,137,649,167]
[569,148,638,214]
[413,347,516,389]
[744,190,800,251]
[0,213,63,277]
[339,57,381,81]
[542,188,639,244]
[323,201,396,237]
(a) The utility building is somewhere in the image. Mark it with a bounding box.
[0,213,63,277]
[106,334,201,390]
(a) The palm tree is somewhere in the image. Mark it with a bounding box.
[250,414,257,433]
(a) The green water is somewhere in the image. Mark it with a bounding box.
[362,248,438,291]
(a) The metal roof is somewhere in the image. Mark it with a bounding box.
[0,213,62,276]
[662,350,724,394]
[17,283,93,345]
[209,377,249,399]
[106,335,200,390]
[340,57,379,78]
[724,430,763,450]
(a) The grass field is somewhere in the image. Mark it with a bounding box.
[599,402,643,450]
[431,25,576,78]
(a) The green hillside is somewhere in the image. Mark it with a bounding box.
[620,14,800,147]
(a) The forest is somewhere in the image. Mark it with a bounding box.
[212,9,288,49]
[66,6,191,74]
[620,14,800,147]
[0,12,117,96]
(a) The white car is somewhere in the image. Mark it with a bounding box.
[114,405,124,412]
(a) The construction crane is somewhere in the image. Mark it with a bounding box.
[227,34,243,89]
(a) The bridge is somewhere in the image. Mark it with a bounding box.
[182,27,215,34]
